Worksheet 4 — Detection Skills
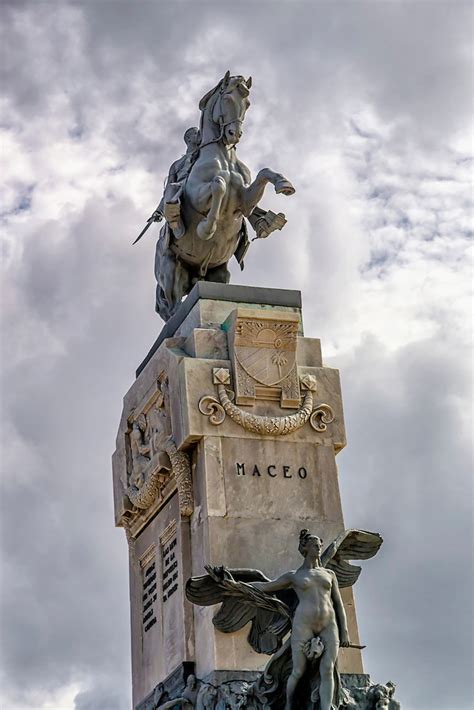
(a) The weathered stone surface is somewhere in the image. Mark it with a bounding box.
[112,287,370,708]
[188,437,363,679]
[137,283,302,376]
[128,494,195,706]
[183,327,228,360]
[135,662,195,710]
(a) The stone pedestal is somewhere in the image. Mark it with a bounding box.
[112,283,364,709]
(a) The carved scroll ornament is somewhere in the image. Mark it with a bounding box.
[310,403,335,432]
[198,368,334,436]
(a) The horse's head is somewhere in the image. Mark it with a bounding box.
[199,71,252,147]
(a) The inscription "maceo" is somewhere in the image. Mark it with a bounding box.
[235,462,308,479]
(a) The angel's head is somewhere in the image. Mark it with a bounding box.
[298,529,323,557]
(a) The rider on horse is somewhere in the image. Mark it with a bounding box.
[137,73,295,321]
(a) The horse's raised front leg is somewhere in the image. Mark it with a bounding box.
[197,175,227,241]
[241,168,295,216]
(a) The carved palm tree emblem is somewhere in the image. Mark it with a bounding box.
[271,350,288,379]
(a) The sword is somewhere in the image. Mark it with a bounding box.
[133,208,162,245]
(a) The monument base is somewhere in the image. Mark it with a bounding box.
[137,668,400,710]
[113,283,400,709]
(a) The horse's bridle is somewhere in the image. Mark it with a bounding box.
[199,85,245,149]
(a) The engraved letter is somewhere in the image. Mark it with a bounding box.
[267,465,277,477]
[283,465,292,478]
[298,467,308,479]
[252,465,261,477]
[236,463,246,476]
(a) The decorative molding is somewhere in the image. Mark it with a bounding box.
[160,520,177,547]
[310,403,335,432]
[140,543,157,569]
[198,395,226,425]
[198,368,336,438]
[198,368,327,436]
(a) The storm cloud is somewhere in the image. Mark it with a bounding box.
[1,2,472,709]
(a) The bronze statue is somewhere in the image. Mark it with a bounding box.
[186,529,383,710]
[136,72,295,320]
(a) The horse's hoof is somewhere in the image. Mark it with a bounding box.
[274,178,295,196]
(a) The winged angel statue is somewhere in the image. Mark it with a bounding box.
[186,529,383,710]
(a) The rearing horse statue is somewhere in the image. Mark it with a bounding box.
[153,72,295,320]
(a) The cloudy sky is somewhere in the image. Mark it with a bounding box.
[1,1,472,709]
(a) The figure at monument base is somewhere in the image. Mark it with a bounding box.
[186,528,384,710]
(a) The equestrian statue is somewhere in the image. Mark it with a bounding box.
[135,71,295,321]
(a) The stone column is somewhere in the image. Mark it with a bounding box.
[112,283,363,709]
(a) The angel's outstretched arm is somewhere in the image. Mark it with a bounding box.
[250,570,294,593]
[330,572,350,646]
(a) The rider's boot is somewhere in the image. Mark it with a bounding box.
[164,201,186,239]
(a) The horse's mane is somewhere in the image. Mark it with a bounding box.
[198,80,223,144]
[198,78,224,111]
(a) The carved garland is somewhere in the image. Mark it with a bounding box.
[198,369,334,435]
[165,441,194,518]
[126,440,193,518]
[126,465,168,510]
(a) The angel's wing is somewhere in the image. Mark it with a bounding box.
[185,566,295,655]
[321,529,383,588]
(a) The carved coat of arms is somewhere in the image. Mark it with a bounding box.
[226,308,300,408]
